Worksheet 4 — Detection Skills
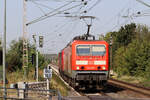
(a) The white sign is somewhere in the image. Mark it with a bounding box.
[43,68,52,79]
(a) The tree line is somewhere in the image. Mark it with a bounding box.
[104,23,150,80]
[0,38,48,72]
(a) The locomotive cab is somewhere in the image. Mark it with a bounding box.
[71,40,109,88]
[59,40,109,89]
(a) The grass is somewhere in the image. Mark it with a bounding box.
[0,67,39,88]
[139,79,150,87]
[0,67,70,97]
[50,72,70,96]
[113,74,150,88]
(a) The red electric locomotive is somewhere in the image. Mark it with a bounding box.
[58,35,109,89]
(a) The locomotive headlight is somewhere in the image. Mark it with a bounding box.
[76,66,80,70]
[102,66,106,70]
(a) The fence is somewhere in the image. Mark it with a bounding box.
[0,82,62,100]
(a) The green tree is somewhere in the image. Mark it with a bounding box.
[6,38,48,72]
[6,39,23,71]
[112,24,150,79]
[115,23,136,47]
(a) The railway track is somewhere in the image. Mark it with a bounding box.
[50,64,111,99]
[108,78,150,97]
[50,64,150,99]
[50,64,121,100]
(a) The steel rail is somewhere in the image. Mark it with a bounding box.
[108,78,150,97]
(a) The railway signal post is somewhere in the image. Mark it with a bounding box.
[32,35,44,82]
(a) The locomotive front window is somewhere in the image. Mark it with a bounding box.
[76,45,90,55]
[91,45,106,56]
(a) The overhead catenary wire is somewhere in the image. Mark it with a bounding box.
[44,25,73,44]
[27,0,101,25]
[121,0,150,19]
[30,0,54,10]
[27,2,84,25]
[129,9,150,17]
[42,1,90,45]
[86,0,102,12]
[44,20,72,38]
[27,0,82,2]
[136,0,150,8]
[31,0,47,15]
[30,0,143,54]
[28,0,86,43]
[44,19,80,46]
[27,1,74,25]
[96,0,133,34]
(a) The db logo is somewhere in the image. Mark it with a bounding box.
[88,61,94,65]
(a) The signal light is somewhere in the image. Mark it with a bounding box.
[39,36,43,48]
[30,54,36,65]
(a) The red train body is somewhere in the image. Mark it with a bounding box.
[59,40,109,89]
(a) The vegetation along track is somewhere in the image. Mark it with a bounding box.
[49,64,80,96]
[50,64,150,99]
[108,78,150,97]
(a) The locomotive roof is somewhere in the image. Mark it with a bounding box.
[71,40,108,45]
[59,40,108,52]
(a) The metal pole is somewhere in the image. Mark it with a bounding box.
[110,36,113,70]
[32,35,38,82]
[110,44,113,70]
[3,0,7,99]
[110,36,113,76]
[36,50,38,82]
[46,65,50,100]
[23,0,28,80]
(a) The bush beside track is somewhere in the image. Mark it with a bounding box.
[104,23,150,87]
[50,72,70,96]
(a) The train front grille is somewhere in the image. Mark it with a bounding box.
[76,73,107,81]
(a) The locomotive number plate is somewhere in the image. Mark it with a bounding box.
[86,66,95,70]
[88,61,94,65]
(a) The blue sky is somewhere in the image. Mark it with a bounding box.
[0,0,150,54]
